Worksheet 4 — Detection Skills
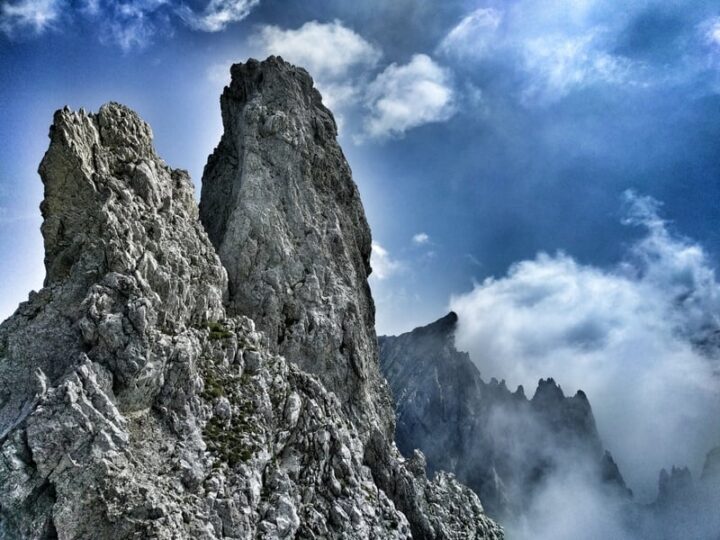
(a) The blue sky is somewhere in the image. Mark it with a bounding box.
[3,0,720,511]
[1,0,720,336]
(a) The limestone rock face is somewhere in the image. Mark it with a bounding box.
[0,104,405,539]
[199,57,393,439]
[379,312,630,519]
[0,92,503,537]
[199,57,503,539]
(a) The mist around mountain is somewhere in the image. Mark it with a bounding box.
[380,311,720,539]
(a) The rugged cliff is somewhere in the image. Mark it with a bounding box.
[200,57,501,539]
[0,58,503,539]
[379,312,629,519]
[200,57,391,439]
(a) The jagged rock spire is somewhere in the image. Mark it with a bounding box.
[0,102,419,539]
[0,102,232,537]
[200,56,393,439]
[380,311,630,519]
[0,81,503,538]
[200,58,503,539]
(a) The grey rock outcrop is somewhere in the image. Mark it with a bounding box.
[0,103,409,539]
[379,312,630,519]
[200,57,392,439]
[200,56,502,539]
[0,64,503,538]
[701,445,720,481]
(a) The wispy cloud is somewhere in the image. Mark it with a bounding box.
[178,0,258,32]
[99,0,172,51]
[451,191,720,498]
[435,1,720,105]
[520,32,633,104]
[0,0,259,48]
[437,6,637,104]
[364,54,456,139]
[370,241,402,280]
[437,7,502,59]
[0,0,60,37]
[702,16,720,47]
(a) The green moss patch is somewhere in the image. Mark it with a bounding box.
[202,320,234,340]
[201,356,262,468]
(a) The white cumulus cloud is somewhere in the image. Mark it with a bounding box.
[371,242,402,280]
[450,191,720,498]
[249,20,381,119]
[364,54,456,139]
[412,232,430,245]
[253,20,381,80]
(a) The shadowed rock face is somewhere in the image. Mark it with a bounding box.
[0,62,504,539]
[200,56,393,440]
[380,312,630,519]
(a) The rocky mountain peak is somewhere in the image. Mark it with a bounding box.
[40,103,202,288]
[657,466,694,505]
[3,101,226,417]
[198,58,503,539]
[0,60,503,539]
[200,56,393,440]
[531,377,564,401]
[380,312,628,519]
[415,311,458,336]
[227,56,337,138]
[640,446,720,536]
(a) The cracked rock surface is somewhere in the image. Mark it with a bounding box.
[201,56,502,539]
[0,58,503,540]
[199,56,393,440]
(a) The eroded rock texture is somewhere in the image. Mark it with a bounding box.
[0,62,503,539]
[199,56,392,439]
[0,103,411,539]
[379,312,630,519]
[199,57,502,539]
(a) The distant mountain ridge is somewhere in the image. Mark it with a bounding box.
[636,446,720,538]
[379,311,630,519]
